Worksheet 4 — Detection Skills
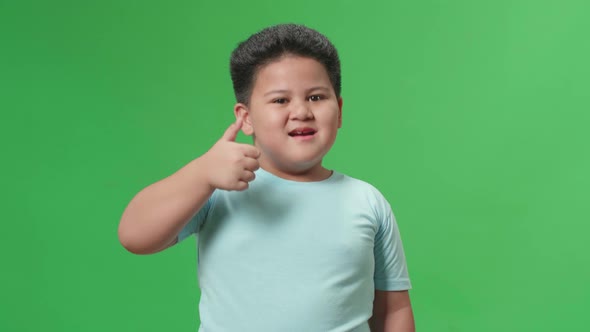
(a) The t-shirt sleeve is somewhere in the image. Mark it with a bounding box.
[177,192,216,242]
[373,205,412,291]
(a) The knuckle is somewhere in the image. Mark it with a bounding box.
[248,172,256,182]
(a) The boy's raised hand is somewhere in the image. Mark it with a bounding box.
[201,116,260,191]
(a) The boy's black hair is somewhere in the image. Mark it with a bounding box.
[230,24,341,105]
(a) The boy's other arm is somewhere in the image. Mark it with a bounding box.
[369,290,415,332]
[118,117,259,255]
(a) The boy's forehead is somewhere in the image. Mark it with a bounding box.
[252,56,331,92]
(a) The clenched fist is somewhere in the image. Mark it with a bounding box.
[201,116,261,191]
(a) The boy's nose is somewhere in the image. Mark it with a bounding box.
[289,101,314,120]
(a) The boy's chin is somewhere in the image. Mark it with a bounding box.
[260,147,330,172]
[283,157,326,173]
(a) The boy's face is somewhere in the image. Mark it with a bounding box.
[235,55,342,179]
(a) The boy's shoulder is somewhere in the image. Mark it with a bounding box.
[336,171,392,203]
[337,170,384,192]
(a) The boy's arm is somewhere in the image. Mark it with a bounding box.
[369,290,415,332]
[118,158,214,255]
[118,117,259,255]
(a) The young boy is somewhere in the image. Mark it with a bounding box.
[118,24,414,332]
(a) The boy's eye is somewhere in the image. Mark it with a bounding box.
[273,98,288,104]
[308,95,323,102]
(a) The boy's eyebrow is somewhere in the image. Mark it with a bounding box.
[263,86,331,96]
[264,89,289,96]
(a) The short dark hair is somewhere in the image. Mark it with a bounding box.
[230,24,341,105]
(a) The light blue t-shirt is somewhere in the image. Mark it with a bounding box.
[179,168,411,332]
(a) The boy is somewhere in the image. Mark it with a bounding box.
[118,24,414,331]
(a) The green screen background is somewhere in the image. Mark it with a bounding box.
[2,0,589,331]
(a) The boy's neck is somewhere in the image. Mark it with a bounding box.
[260,161,332,182]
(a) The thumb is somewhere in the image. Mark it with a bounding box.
[221,116,244,142]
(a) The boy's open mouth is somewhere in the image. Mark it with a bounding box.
[288,128,317,137]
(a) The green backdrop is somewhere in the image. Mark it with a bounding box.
[2,0,589,331]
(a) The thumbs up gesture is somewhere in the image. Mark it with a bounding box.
[201,116,261,191]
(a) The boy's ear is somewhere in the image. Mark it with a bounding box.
[234,103,254,136]
[337,97,343,129]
